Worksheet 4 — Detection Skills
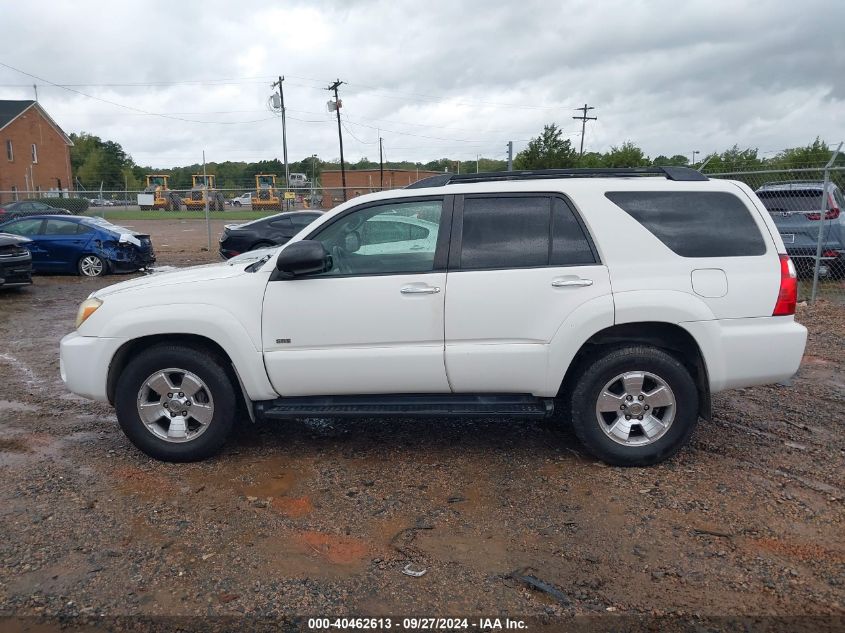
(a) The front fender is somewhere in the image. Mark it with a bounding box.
[90,303,277,401]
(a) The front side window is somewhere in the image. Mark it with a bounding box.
[3,219,42,236]
[311,200,442,276]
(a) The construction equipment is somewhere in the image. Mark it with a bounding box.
[184,174,225,211]
[251,174,282,211]
[138,175,182,211]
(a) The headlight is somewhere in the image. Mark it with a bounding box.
[75,297,103,328]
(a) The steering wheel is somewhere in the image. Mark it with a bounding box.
[330,244,351,275]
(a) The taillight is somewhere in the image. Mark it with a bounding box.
[773,254,797,316]
[805,195,840,220]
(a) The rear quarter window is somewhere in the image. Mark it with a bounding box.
[605,191,767,257]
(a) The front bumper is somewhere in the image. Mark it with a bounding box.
[60,332,127,402]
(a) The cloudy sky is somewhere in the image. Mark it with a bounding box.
[1,0,844,168]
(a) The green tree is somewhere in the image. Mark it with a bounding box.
[652,154,689,167]
[514,124,577,170]
[602,141,650,167]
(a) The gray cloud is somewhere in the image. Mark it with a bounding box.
[1,0,842,167]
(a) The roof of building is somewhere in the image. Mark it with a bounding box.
[0,100,73,146]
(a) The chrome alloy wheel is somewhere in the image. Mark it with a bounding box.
[136,368,214,443]
[79,255,104,277]
[594,371,676,447]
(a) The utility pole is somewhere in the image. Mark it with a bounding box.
[379,134,384,190]
[507,141,513,171]
[327,79,346,201]
[33,84,38,102]
[271,76,290,207]
[476,154,480,173]
[572,103,597,158]
[202,151,211,251]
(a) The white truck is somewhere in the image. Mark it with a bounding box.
[60,167,806,466]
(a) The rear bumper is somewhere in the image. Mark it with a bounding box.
[60,332,127,402]
[682,316,807,393]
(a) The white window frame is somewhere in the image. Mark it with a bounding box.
[31,143,38,164]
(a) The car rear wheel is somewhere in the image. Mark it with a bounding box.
[78,254,107,277]
[114,344,237,462]
[570,345,699,466]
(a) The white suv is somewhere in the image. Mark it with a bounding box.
[60,167,807,466]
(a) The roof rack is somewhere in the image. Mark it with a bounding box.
[405,166,708,189]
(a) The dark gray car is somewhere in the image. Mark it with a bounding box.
[755,181,845,277]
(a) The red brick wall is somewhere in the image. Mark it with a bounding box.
[0,105,73,204]
[320,169,441,208]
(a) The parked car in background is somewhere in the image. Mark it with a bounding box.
[0,215,155,277]
[229,193,253,207]
[218,210,322,259]
[0,200,72,220]
[755,181,845,277]
[0,233,33,288]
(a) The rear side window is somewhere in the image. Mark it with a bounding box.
[605,191,766,257]
[460,196,596,269]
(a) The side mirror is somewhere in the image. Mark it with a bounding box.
[275,240,332,278]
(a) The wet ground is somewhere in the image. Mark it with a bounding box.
[0,220,843,626]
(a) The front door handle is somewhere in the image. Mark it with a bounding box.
[551,278,593,288]
[401,285,441,294]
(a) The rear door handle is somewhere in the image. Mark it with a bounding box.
[551,278,593,288]
[401,284,441,294]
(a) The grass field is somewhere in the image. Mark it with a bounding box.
[84,209,280,221]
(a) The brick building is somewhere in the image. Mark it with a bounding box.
[0,100,74,204]
[320,168,441,208]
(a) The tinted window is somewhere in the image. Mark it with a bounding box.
[552,198,596,265]
[605,191,766,257]
[461,197,549,269]
[3,219,42,236]
[757,190,825,212]
[312,200,442,275]
[43,219,79,235]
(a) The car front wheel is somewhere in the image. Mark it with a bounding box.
[570,345,699,466]
[114,344,237,461]
[78,254,108,277]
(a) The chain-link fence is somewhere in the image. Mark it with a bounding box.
[2,166,844,304]
[707,164,845,304]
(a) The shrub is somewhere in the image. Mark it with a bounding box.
[39,197,90,214]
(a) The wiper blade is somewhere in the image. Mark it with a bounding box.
[245,254,272,272]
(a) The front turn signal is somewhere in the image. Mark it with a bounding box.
[76,297,103,328]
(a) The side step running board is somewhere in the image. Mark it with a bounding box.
[255,394,555,419]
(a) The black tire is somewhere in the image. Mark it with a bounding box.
[569,345,699,466]
[77,254,108,277]
[114,344,237,462]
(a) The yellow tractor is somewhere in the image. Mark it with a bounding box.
[251,174,282,211]
[184,174,225,211]
[138,174,182,211]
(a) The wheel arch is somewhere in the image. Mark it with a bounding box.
[106,334,253,420]
[556,322,711,421]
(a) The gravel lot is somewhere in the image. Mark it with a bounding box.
[0,220,843,628]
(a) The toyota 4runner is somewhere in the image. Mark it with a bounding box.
[60,167,807,466]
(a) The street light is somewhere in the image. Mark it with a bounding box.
[691,150,700,166]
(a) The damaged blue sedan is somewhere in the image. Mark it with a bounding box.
[0,215,155,277]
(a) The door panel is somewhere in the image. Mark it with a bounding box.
[444,266,611,393]
[261,196,451,396]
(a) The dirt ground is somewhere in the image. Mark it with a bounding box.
[0,220,843,628]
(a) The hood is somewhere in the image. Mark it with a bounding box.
[92,261,247,298]
[0,232,31,246]
[226,246,278,265]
